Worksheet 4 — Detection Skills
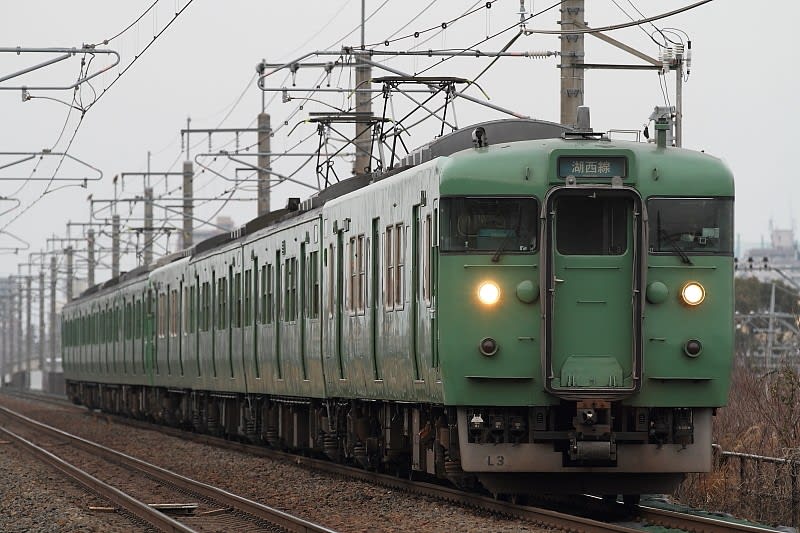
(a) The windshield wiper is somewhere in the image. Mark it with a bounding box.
[491,230,514,263]
[660,229,693,265]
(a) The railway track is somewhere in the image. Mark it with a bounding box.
[2,391,783,533]
[102,416,780,533]
[0,403,336,533]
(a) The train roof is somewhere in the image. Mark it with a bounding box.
[438,135,734,196]
[69,118,732,304]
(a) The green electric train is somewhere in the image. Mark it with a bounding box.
[62,116,734,501]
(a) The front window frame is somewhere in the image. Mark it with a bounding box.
[439,195,539,255]
[647,195,734,257]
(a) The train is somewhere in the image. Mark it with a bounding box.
[62,114,734,503]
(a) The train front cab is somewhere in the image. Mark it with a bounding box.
[439,144,734,497]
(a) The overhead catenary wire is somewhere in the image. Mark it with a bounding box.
[2,0,197,254]
[323,0,394,51]
[85,0,196,113]
[608,0,681,49]
[411,0,561,77]
[88,0,160,46]
[369,0,498,48]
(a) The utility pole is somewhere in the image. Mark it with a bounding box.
[25,275,31,383]
[144,187,153,266]
[353,1,373,175]
[257,112,271,216]
[50,256,57,374]
[559,0,585,128]
[0,293,6,387]
[87,229,95,288]
[112,214,120,277]
[65,246,74,302]
[182,161,194,247]
[9,284,16,379]
[38,269,44,375]
[674,44,684,147]
[16,280,23,380]
[766,282,776,369]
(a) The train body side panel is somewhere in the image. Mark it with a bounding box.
[321,160,443,403]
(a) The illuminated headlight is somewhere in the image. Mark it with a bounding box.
[477,281,501,305]
[680,281,706,306]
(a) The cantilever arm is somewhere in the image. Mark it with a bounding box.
[0,46,121,91]
[0,151,103,181]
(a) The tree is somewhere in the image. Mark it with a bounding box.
[735,277,799,315]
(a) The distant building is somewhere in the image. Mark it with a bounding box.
[178,216,236,251]
[737,224,800,286]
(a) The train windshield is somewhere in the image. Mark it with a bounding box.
[440,196,537,253]
[648,197,733,255]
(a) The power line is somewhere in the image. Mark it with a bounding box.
[89,1,160,46]
[369,0,496,48]
[412,0,561,77]
[281,0,356,60]
[324,0,393,50]
[522,0,713,35]
[85,0,197,113]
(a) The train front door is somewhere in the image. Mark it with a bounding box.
[543,188,643,397]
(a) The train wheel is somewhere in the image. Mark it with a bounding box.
[602,494,618,504]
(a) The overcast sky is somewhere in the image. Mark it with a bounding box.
[1,0,797,280]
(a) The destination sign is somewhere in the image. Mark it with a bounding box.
[558,156,627,178]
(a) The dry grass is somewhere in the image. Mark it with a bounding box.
[674,364,800,527]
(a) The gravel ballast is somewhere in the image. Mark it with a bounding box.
[0,394,557,532]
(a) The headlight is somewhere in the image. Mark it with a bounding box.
[680,281,705,306]
[477,281,501,305]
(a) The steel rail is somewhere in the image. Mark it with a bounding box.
[0,425,194,533]
[9,392,781,533]
[0,405,337,533]
[635,505,779,533]
[75,408,643,533]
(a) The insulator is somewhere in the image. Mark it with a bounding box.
[660,47,673,74]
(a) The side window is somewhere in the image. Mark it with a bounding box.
[217,276,227,330]
[266,263,274,324]
[183,286,189,335]
[260,264,267,324]
[327,244,334,317]
[394,223,405,310]
[234,271,242,328]
[201,282,210,331]
[358,234,366,313]
[284,257,297,322]
[423,214,431,305]
[349,236,356,314]
[134,300,141,338]
[244,269,252,326]
[189,284,196,334]
[170,289,178,336]
[385,226,394,309]
[158,292,166,338]
[309,250,320,319]
[291,257,298,321]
